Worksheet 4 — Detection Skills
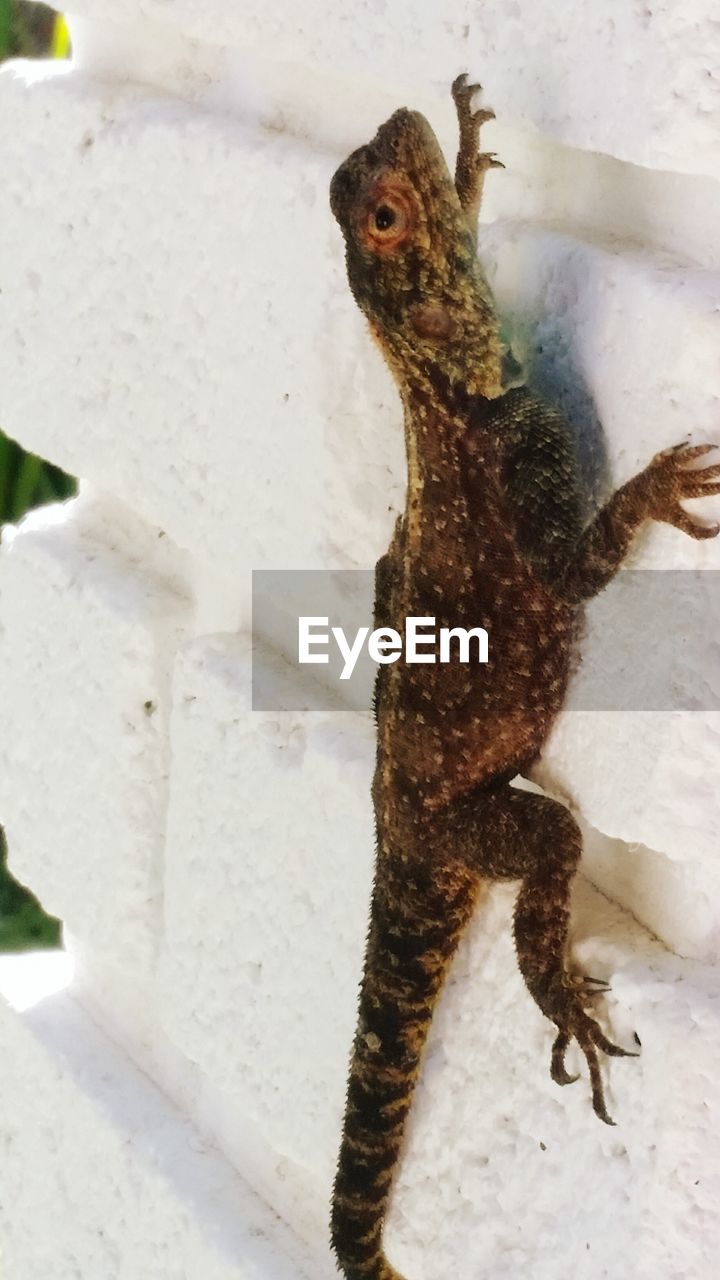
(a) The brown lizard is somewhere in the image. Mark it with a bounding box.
[328,75,720,1280]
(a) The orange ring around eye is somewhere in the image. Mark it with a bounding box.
[363,183,416,253]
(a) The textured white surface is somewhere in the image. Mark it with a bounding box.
[65,14,720,273]
[537,711,720,917]
[0,959,319,1280]
[0,494,190,967]
[161,637,372,1211]
[65,0,720,178]
[578,821,720,964]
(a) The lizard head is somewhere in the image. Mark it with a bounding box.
[330,107,503,400]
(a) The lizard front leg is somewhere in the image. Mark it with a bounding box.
[451,73,503,231]
[556,441,720,602]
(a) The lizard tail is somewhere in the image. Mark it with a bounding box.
[331,852,477,1280]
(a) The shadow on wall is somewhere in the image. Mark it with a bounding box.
[0,5,73,950]
[497,294,611,518]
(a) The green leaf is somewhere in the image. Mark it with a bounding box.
[0,829,62,951]
[0,0,12,57]
[9,449,43,521]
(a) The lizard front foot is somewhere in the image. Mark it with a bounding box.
[635,441,720,539]
[547,980,638,1125]
[451,72,503,221]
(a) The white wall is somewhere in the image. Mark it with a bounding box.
[0,3,719,1276]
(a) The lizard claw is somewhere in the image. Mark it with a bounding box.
[663,441,719,459]
[452,73,494,129]
[451,72,482,105]
[451,71,502,219]
[545,976,639,1124]
[563,971,612,1000]
[571,1013,638,1125]
[478,152,505,172]
[551,1032,580,1086]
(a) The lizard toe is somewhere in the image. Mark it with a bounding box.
[551,1031,580,1086]
[549,992,638,1124]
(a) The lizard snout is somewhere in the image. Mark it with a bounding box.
[329,160,356,224]
[330,142,383,223]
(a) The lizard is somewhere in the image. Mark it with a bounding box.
[328,74,720,1280]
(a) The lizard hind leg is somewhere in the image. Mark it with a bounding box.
[446,785,638,1125]
[451,72,504,229]
[509,796,638,1125]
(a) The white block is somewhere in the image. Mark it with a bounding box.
[61,14,720,282]
[578,821,720,964]
[160,637,720,1278]
[161,636,374,1219]
[535,710,720,916]
[0,956,321,1280]
[0,64,403,572]
[62,13,720,278]
[64,1,720,179]
[0,494,191,967]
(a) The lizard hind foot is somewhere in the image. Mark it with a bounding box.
[551,1002,639,1126]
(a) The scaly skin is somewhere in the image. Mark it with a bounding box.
[328,76,720,1280]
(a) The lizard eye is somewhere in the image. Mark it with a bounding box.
[365,189,415,252]
[374,205,396,231]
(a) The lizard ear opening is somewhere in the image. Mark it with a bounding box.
[409,302,454,341]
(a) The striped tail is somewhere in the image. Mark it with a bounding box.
[331,852,477,1279]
